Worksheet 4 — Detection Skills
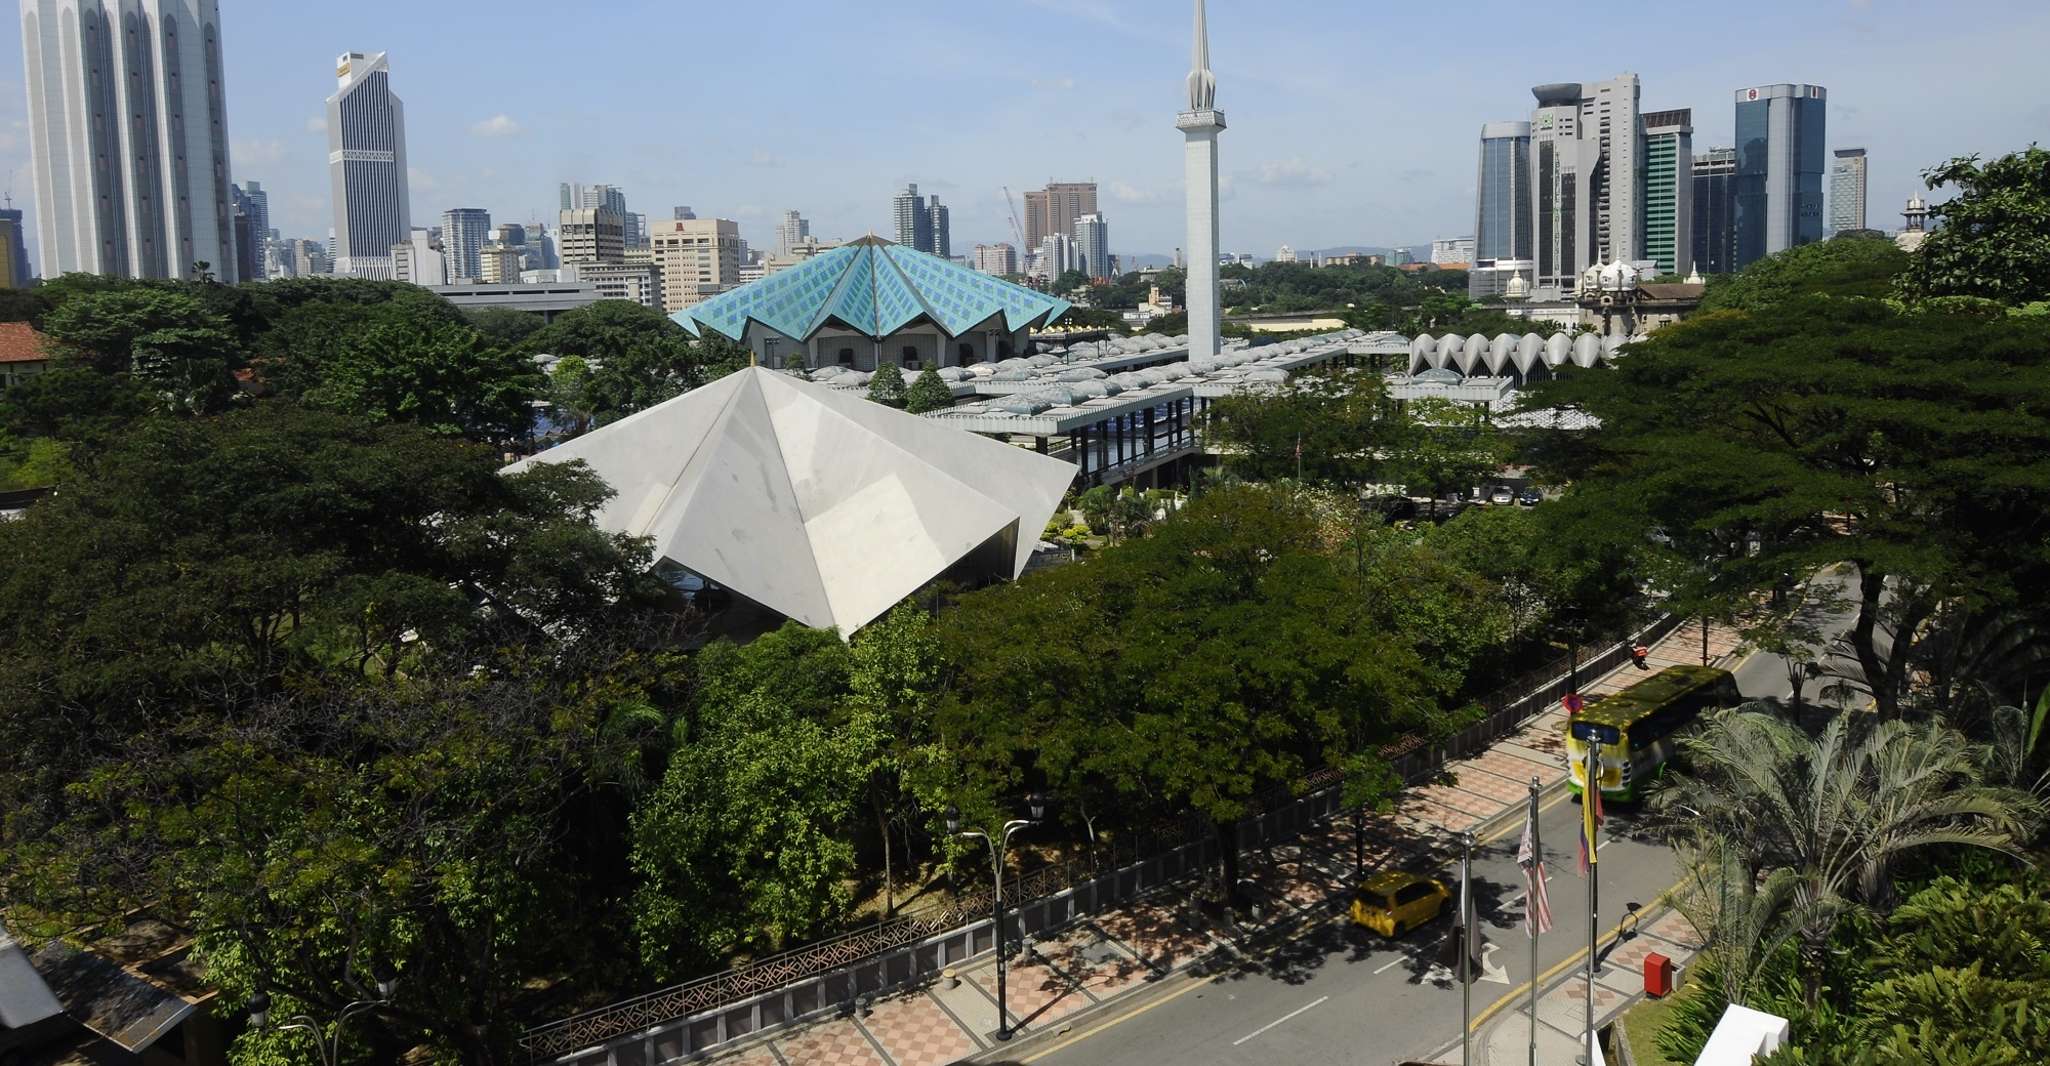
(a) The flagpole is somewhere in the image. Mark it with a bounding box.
[1583,742,1599,1066]
[1460,828,1474,1066]
[1528,776,1541,1066]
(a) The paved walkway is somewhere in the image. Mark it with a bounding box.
[689,617,1741,1066]
[1464,907,1707,1066]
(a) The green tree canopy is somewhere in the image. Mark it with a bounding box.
[904,366,953,414]
[303,316,539,440]
[521,301,738,424]
[1698,233,1910,312]
[1896,145,2050,307]
[38,286,243,413]
[867,362,907,407]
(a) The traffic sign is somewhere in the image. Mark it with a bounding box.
[1562,692,1585,715]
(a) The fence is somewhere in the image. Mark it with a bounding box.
[522,614,1686,1063]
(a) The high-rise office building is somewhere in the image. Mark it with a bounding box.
[1074,213,1110,279]
[1691,148,1737,275]
[561,184,643,249]
[673,206,695,220]
[21,0,238,281]
[973,243,1018,276]
[927,195,951,259]
[892,184,942,253]
[776,211,810,258]
[1021,182,1099,252]
[235,182,271,280]
[650,217,744,311]
[1430,237,1475,266]
[2,207,32,287]
[1642,108,1693,276]
[231,185,261,282]
[1733,83,1826,268]
[1830,148,1868,233]
[1528,74,1643,292]
[478,243,523,284]
[327,52,410,279]
[558,206,624,265]
[1473,121,1533,264]
[1034,233,1074,282]
[440,208,491,282]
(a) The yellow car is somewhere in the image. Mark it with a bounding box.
[1350,870,1450,938]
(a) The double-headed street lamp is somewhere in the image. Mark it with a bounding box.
[246,962,399,1066]
[947,792,1047,1042]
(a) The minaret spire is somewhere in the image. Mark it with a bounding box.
[1187,0,1216,112]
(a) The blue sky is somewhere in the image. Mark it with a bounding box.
[3,0,2048,265]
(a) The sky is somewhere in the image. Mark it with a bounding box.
[3,0,2049,268]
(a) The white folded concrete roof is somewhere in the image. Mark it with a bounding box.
[506,367,1075,635]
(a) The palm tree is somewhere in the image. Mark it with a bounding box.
[1654,707,2038,1007]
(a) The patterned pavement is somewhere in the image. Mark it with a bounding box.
[773,1017,886,1066]
[859,990,976,1066]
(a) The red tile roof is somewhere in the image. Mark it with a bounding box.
[0,321,51,364]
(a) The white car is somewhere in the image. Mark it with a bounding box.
[1489,487,1515,506]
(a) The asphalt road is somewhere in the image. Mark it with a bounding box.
[998,574,1868,1066]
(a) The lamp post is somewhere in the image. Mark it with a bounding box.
[246,963,399,1066]
[947,793,1047,1042]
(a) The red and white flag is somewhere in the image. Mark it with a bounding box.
[1518,806,1553,936]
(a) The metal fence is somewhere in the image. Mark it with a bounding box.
[521,615,1684,1063]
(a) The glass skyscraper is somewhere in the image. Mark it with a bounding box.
[1642,109,1692,275]
[1733,84,1826,269]
[1830,148,1868,233]
[1692,148,1737,276]
[1474,121,1533,263]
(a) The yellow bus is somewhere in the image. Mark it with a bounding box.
[1566,664,1740,803]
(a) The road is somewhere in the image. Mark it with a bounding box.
[996,576,1866,1066]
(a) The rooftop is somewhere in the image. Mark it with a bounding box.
[676,237,1071,344]
[0,321,51,363]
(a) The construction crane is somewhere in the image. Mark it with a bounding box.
[1001,185,1027,253]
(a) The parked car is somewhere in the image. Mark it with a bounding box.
[1489,486,1516,506]
[1350,870,1450,938]
[1517,488,1543,506]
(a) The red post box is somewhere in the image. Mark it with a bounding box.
[1644,951,1674,998]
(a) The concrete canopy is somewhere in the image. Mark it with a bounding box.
[506,367,1076,635]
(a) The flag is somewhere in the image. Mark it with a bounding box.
[1439,844,1483,980]
[1577,762,1604,874]
[1518,807,1553,937]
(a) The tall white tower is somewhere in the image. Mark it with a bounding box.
[327,51,410,279]
[20,0,239,281]
[1176,0,1225,360]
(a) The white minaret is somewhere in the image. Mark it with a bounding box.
[1176,0,1225,361]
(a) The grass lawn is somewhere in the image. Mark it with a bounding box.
[1619,983,1688,1066]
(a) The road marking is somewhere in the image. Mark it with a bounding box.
[1464,877,1687,1034]
[1018,962,1224,1062]
[1230,995,1328,1046]
[1372,954,1409,975]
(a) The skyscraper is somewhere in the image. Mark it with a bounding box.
[1177,0,1225,361]
[231,185,260,282]
[327,52,410,279]
[0,207,29,287]
[1528,75,1643,292]
[236,181,271,280]
[1473,121,1532,265]
[927,195,951,259]
[892,184,928,250]
[21,0,238,281]
[558,206,624,265]
[651,217,744,311]
[1074,213,1110,279]
[776,211,811,258]
[561,184,643,249]
[973,243,1018,275]
[1830,148,1868,233]
[1021,182,1099,252]
[1642,109,1693,276]
[441,208,490,282]
[1733,83,1826,268]
[1691,148,1737,275]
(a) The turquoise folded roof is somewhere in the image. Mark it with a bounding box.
[674,236,1072,342]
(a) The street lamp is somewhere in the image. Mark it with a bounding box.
[947,793,1048,1042]
[247,962,399,1066]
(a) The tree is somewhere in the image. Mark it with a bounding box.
[521,301,727,423]
[1205,368,1403,485]
[1525,297,2050,720]
[1654,708,2034,1007]
[1053,269,1091,297]
[38,286,242,413]
[843,603,948,915]
[304,316,540,441]
[465,306,547,348]
[1897,146,2050,307]
[904,366,952,414]
[1698,233,1910,312]
[250,276,469,398]
[546,355,599,437]
[867,362,907,407]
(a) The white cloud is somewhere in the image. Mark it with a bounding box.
[470,114,521,137]
[305,115,326,134]
[1109,181,1157,204]
[408,167,438,192]
[1252,158,1334,188]
[233,138,288,166]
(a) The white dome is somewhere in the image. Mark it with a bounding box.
[1505,273,1529,298]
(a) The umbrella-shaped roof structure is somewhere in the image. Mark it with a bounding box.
[505,367,1075,635]
[675,236,1071,343]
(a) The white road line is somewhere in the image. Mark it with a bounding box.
[1231,995,1329,1046]
[1372,955,1408,975]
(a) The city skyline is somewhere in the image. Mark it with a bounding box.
[3,0,2047,272]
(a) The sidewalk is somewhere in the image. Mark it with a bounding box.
[686,617,1742,1066]
[1467,909,1706,1066]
